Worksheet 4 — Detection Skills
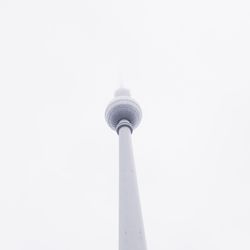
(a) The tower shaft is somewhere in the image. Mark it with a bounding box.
[119,126,147,250]
[105,87,146,250]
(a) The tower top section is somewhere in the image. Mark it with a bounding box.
[105,88,142,133]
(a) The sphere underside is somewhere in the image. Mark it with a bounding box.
[105,98,142,131]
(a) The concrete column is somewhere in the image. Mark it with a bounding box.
[119,126,147,250]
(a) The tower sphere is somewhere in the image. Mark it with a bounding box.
[105,88,142,132]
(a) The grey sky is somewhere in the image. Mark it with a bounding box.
[0,0,250,249]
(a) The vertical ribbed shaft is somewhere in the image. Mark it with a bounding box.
[119,126,147,250]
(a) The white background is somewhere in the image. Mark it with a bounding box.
[0,0,250,249]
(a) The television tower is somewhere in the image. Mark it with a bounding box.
[105,88,147,250]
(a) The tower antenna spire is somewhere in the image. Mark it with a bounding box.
[119,80,124,88]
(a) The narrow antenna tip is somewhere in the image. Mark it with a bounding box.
[119,79,126,88]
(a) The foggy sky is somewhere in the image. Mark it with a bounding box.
[0,0,250,249]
